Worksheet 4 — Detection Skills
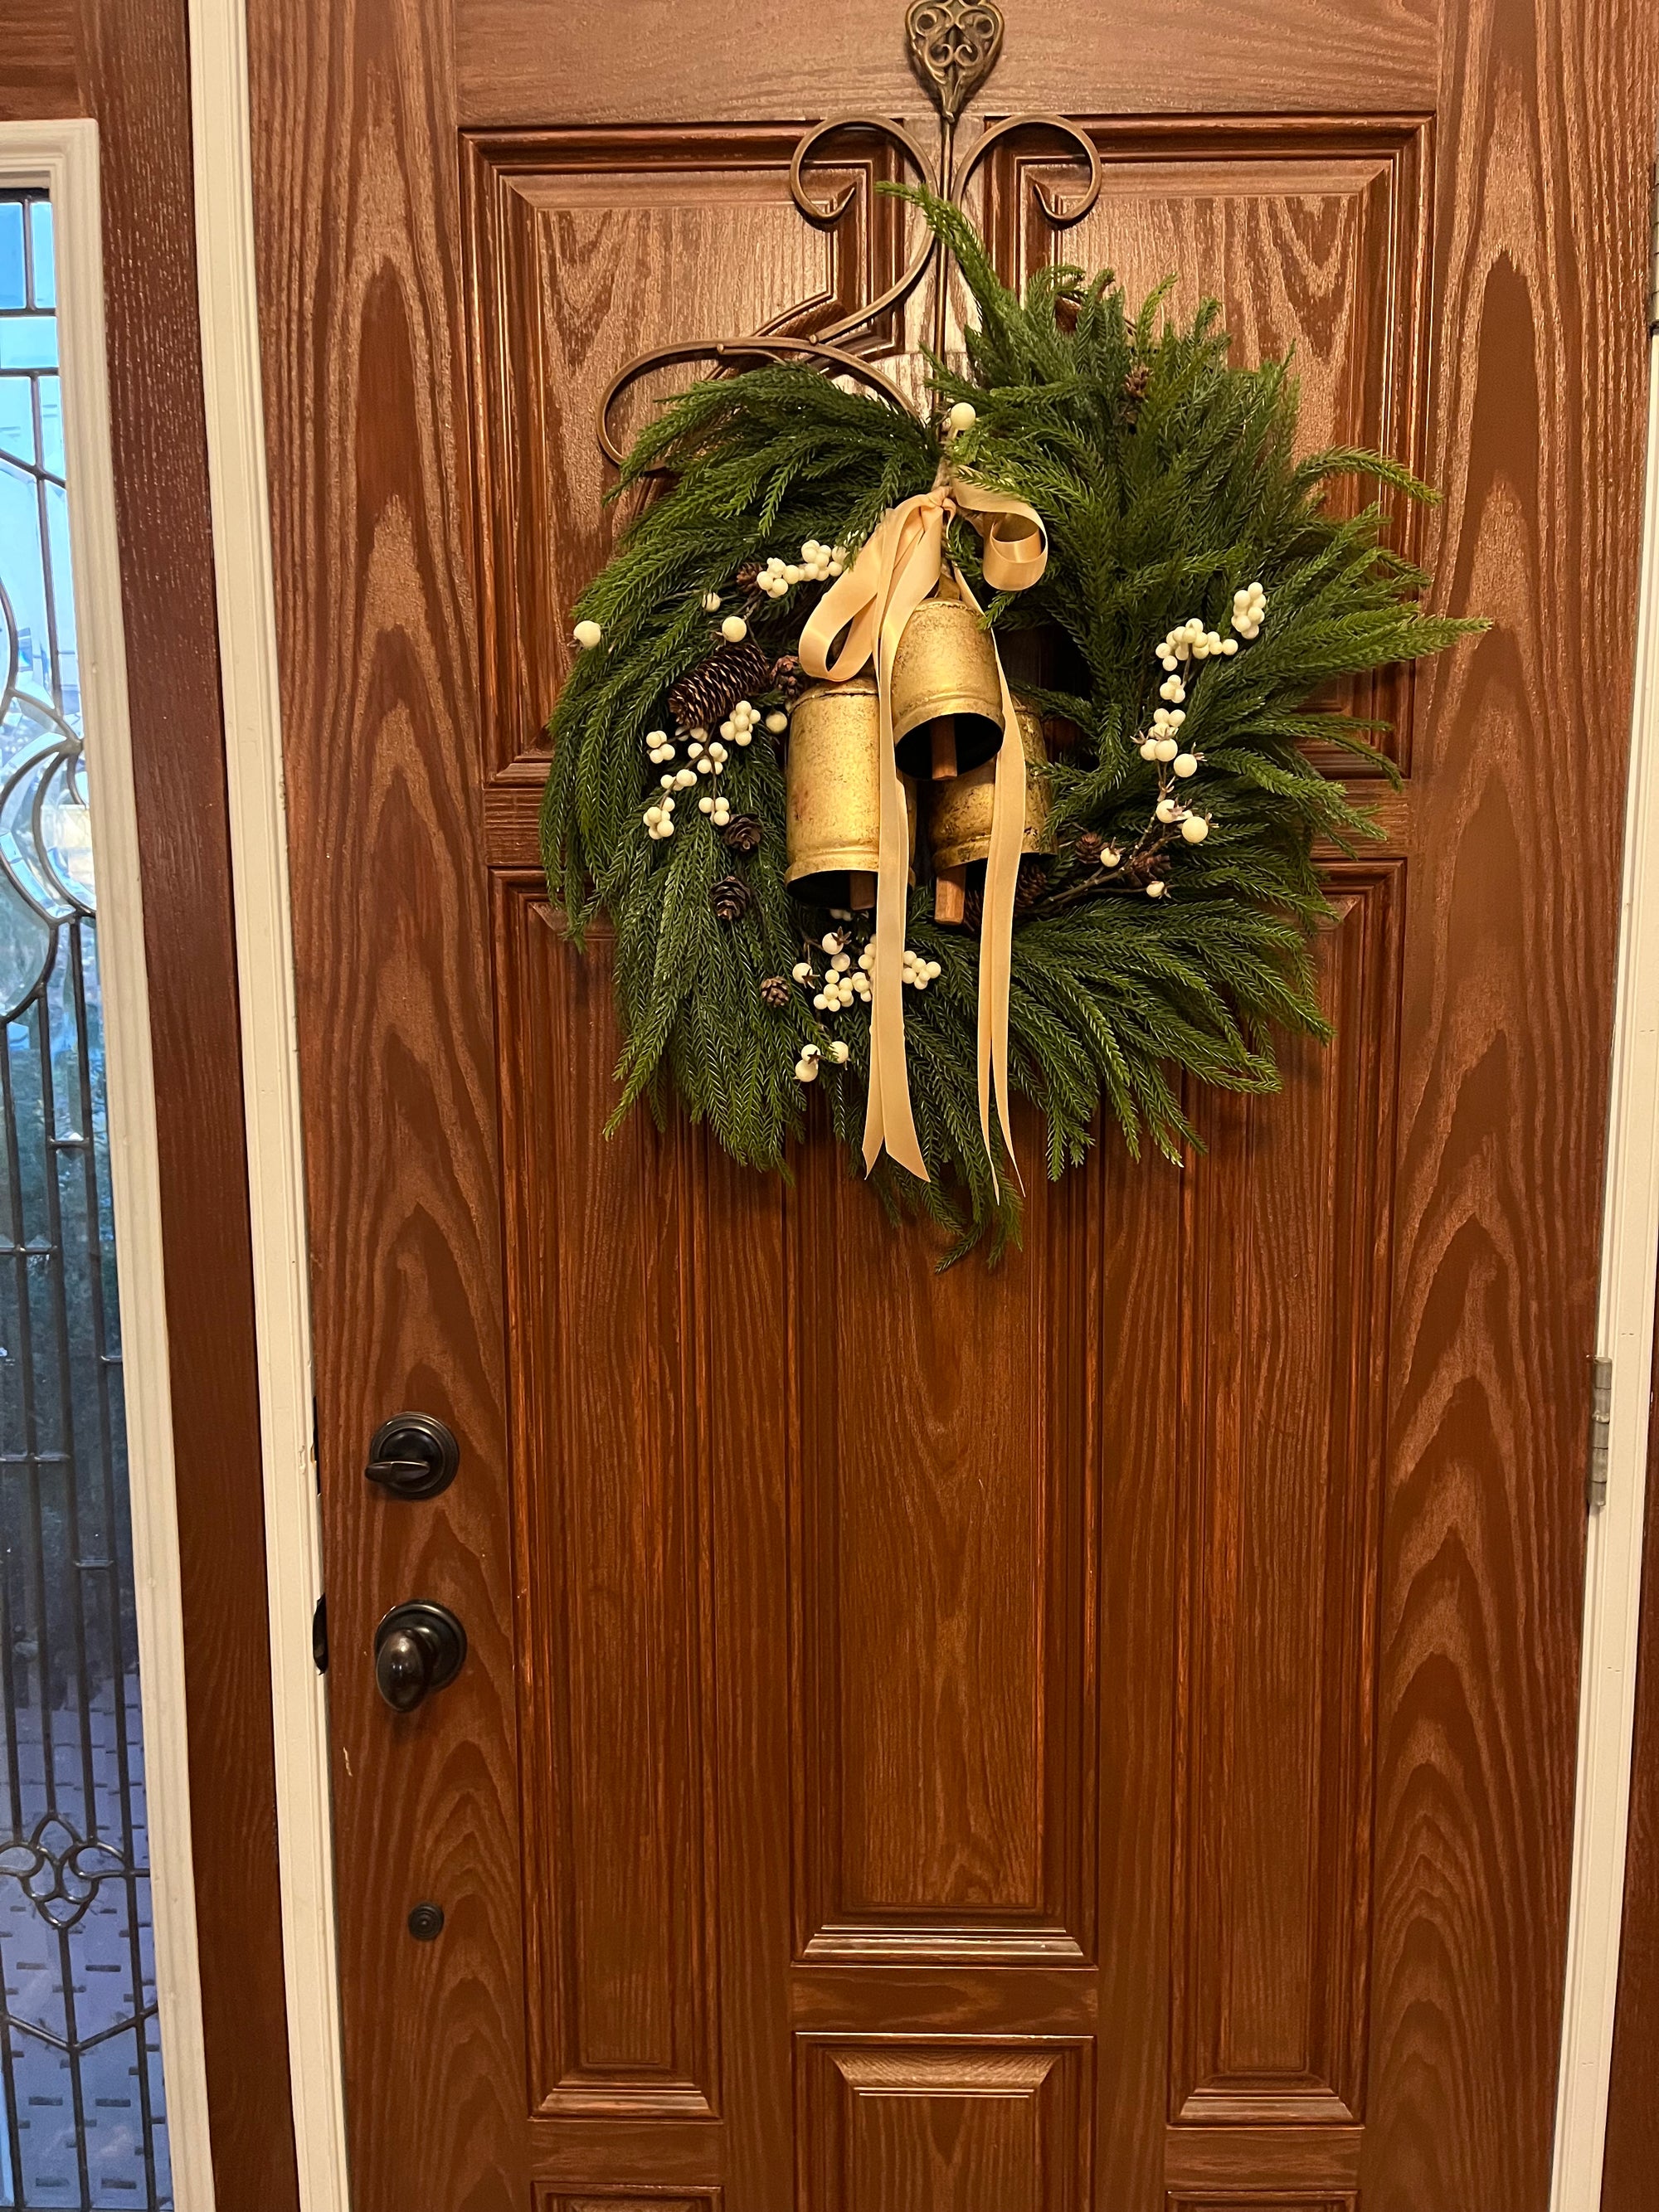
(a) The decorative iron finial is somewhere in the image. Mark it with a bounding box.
[905,0,1005,122]
[595,0,1101,463]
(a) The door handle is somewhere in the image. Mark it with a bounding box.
[365,1412,460,1500]
[373,1601,467,1712]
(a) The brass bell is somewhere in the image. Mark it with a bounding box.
[889,584,1005,780]
[925,694,1052,923]
[785,675,917,910]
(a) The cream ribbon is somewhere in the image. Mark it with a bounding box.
[798,471,1048,1186]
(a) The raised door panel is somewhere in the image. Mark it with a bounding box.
[1004,117,1430,769]
[465,129,903,780]
[538,2199,720,2211]
[497,883,717,2117]
[796,2038,1092,2212]
[1167,2199,1355,2212]
[1170,863,1404,2128]
[790,1137,1097,1962]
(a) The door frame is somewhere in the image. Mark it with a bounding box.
[1550,272,1659,2212]
[182,4,353,2209]
[0,114,219,2211]
[190,3,1659,2201]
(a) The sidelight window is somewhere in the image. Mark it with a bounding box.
[0,187,172,2211]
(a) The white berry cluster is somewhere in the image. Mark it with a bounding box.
[1153,797,1210,843]
[645,727,675,766]
[720,699,761,748]
[804,930,871,1013]
[1140,706,1185,761]
[902,947,942,990]
[757,539,848,598]
[642,794,677,841]
[1158,615,1238,668]
[1232,580,1267,639]
[793,1036,851,1084]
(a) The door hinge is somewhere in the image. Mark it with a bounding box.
[1588,1355,1614,1511]
[312,1592,328,1674]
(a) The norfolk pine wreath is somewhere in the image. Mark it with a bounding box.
[541,192,1481,1262]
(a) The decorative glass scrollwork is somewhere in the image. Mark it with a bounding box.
[596,1,1105,463]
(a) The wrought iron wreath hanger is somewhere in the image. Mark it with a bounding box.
[596,0,1105,464]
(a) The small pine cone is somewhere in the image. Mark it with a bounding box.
[760,975,792,1009]
[769,653,809,706]
[1122,848,1167,889]
[710,874,752,925]
[1121,362,1152,423]
[1013,857,1048,915]
[668,639,773,733]
[720,813,763,855]
[1075,830,1105,868]
[734,557,763,593]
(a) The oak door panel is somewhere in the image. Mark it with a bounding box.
[246,0,1659,2205]
[797,2038,1092,2212]
[465,129,905,779]
[1172,867,1403,2128]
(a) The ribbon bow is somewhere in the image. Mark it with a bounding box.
[798,469,1048,1186]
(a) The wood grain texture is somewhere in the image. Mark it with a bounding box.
[0,0,82,118]
[498,893,715,2115]
[465,128,901,780]
[1004,117,1431,770]
[1167,2198,1353,2212]
[537,2198,719,2212]
[6,1,301,2200]
[1360,3,1658,2211]
[1172,867,1404,2128]
[1164,2127,1363,2193]
[455,1,1438,128]
[791,1125,1094,1960]
[245,1,524,2206]
[1600,1257,1659,2210]
[251,0,1659,2205]
[796,2037,1091,2212]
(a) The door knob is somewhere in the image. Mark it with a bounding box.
[373,1601,467,1712]
[365,1412,460,1500]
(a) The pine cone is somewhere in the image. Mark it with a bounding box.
[963,857,1048,934]
[1014,857,1048,914]
[760,974,792,1009]
[770,653,809,706]
[668,639,773,734]
[734,557,763,593]
[721,813,763,855]
[1122,848,1166,889]
[710,874,752,925]
[1075,829,1105,868]
[1121,362,1151,424]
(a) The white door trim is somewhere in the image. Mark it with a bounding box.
[182,7,353,2207]
[0,117,218,2211]
[1550,228,1659,2210]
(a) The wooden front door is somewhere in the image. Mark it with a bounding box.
[246,2,1655,2207]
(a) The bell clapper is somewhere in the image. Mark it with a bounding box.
[849,871,877,911]
[929,717,959,780]
[933,866,967,926]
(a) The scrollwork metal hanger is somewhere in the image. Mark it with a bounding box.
[596,0,1104,464]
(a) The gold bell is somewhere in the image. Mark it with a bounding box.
[889,585,1005,780]
[925,695,1052,924]
[785,675,917,910]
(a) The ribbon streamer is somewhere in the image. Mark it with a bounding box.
[798,467,1048,1186]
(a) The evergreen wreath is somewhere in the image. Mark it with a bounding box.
[542,192,1481,1259]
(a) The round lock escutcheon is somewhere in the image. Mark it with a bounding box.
[364,1412,460,1501]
